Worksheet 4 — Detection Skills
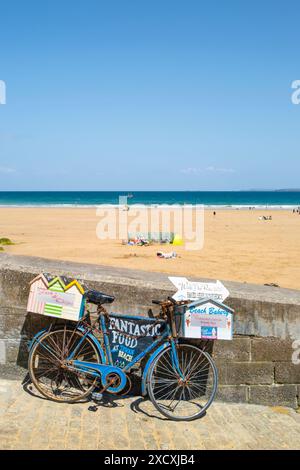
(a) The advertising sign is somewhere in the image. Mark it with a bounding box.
[107,314,166,368]
[169,276,229,303]
[36,287,75,307]
[27,273,85,321]
[183,299,234,340]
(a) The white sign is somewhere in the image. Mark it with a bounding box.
[169,276,229,302]
[184,300,233,340]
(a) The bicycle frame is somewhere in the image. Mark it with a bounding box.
[90,315,182,391]
[30,312,185,395]
[28,296,219,421]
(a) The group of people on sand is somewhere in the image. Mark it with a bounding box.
[292,208,300,214]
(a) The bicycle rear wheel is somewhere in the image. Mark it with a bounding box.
[148,344,218,421]
[28,327,101,402]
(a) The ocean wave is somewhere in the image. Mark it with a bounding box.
[0,203,299,209]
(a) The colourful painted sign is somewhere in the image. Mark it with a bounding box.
[36,287,75,307]
[27,273,85,321]
[107,314,166,368]
[183,299,234,340]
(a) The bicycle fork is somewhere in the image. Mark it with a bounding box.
[170,340,185,380]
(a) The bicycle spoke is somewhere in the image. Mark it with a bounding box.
[34,365,58,379]
[162,352,174,373]
[189,365,211,381]
[39,339,62,363]
[157,383,181,403]
[60,324,67,359]
[170,387,185,411]
[30,328,100,403]
[46,334,63,356]
[149,345,217,420]
[183,351,194,376]
[156,363,177,379]
[185,353,206,378]
[34,349,61,367]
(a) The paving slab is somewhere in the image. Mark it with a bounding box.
[0,378,299,450]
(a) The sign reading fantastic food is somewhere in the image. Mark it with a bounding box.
[107,314,166,368]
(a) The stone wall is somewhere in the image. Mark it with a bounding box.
[0,253,299,408]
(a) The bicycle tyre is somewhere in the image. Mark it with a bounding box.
[147,343,218,421]
[28,327,101,403]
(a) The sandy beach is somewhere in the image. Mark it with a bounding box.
[0,207,299,290]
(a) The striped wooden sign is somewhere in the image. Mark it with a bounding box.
[27,273,85,321]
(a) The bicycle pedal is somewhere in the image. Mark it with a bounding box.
[88,405,98,412]
[91,392,103,402]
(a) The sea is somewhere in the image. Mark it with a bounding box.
[0,191,299,209]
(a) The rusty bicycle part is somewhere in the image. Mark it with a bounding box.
[28,327,101,403]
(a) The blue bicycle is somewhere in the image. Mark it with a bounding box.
[28,289,218,421]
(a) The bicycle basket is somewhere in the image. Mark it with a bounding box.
[175,299,234,340]
[27,273,86,322]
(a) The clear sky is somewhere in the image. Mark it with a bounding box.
[0,0,299,191]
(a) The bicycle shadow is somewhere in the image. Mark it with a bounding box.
[86,391,170,421]
[22,377,207,422]
[22,374,92,404]
[22,373,171,420]
[21,337,213,421]
[22,374,130,410]
[129,396,169,420]
[21,371,144,409]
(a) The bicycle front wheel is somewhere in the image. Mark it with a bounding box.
[148,344,218,421]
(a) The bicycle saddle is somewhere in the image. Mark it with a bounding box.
[85,289,115,305]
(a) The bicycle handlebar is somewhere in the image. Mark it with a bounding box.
[152,297,184,306]
[152,298,190,307]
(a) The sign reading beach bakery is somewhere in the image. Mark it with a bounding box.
[184,299,234,340]
[169,276,229,303]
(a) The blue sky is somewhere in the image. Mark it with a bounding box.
[0,0,299,191]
